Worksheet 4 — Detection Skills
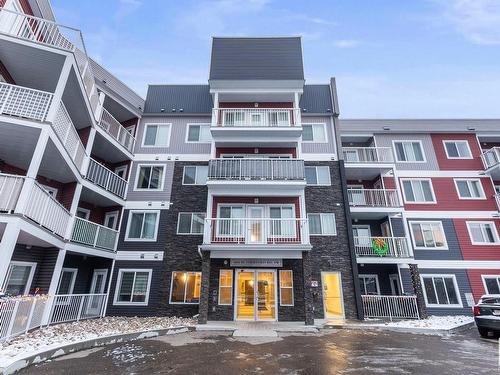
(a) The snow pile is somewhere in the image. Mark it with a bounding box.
[0,316,195,363]
[370,315,474,330]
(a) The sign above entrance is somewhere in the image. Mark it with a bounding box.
[230,259,283,267]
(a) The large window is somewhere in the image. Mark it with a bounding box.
[218,206,244,237]
[2,261,36,296]
[183,166,208,185]
[125,211,160,241]
[302,124,327,142]
[421,275,462,308]
[358,274,380,295]
[466,222,500,245]
[177,213,205,235]
[187,124,211,142]
[308,213,336,236]
[57,268,77,294]
[454,179,485,199]
[218,270,233,305]
[483,276,500,294]
[443,140,472,159]
[305,166,331,185]
[143,124,171,147]
[269,206,295,237]
[393,141,425,162]
[279,270,294,306]
[170,271,201,304]
[401,179,436,203]
[114,269,152,305]
[135,165,164,190]
[410,221,447,249]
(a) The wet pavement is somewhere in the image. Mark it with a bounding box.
[20,327,497,374]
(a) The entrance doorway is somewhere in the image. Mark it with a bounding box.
[247,206,265,243]
[87,269,107,315]
[322,272,345,319]
[235,269,277,321]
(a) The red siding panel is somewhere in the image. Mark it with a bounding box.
[453,218,500,261]
[212,197,300,218]
[467,269,500,301]
[431,134,484,171]
[219,102,293,108]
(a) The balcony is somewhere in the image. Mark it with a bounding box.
[347,188,402,218]
[70,217,118,251]
[354,236,411,260]
[481,147,500,179]
[98,108,135,153]
[85,158,128,199]
[343,147,394,179]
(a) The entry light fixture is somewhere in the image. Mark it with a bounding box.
[160,108,165,112]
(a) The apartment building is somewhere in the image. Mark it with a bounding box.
[340,119,500,318]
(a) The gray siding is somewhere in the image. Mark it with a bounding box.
[358,264,399,295]
[301,116,337,155]
[126,161,174,201]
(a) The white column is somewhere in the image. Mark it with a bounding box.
[94,91,106,124]
[102,258,115,316]
[45,56,73,123]
[41,248,66,325]
[0,222,21,290]
[64,183,83,239]
[81,127,96,176]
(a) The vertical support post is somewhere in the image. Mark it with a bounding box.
[45,56,73,123]
[302,251,314,325]
[0,222,21,291]
[198,251,211,324]
[65,183,83,239]
[408,264,427,319]
[102,258,115,317]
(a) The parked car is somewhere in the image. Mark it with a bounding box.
[474,295,500,337]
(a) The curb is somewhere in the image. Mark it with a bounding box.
[0,326,193,375]
[322,321,475,336]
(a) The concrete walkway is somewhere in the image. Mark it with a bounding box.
[196,321,319,336]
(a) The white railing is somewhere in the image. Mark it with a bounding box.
[0,173,24,212]
[354,236,411,258]
[0,82,53,121]
[212,108,300,128]
[71,217,118,251]
[53,102,86,171]
[204,218,309,245]
[347,188,401,207]
[343,147,394,163]
[362,295,420,320]
[99,108,135,153]
[85,158,127,199]
[481,147,500,169]
[495,193,500,211]
[208,158,305,181]
[49,294,106,324]
[24,181,72,238]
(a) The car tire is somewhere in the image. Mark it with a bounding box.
[477,327,490,338]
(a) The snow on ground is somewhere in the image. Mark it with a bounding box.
[365,315,474,330]
[0,316,195,364]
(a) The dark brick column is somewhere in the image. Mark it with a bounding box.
[409,264,428,319]
[198,251,211,324]
[302,251,314,325]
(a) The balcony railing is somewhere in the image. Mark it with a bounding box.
[343,147,394,164]
[347,188,401,207]
[0,173,24,212]
[354,236,411,258]
[212,108,300,128]
[204,218,309,245]
[49,293,107,324]
[85,158,127,199]
[98,108,135,153]
[495,193,500,211]
[361,295,419,320]
[53,102,86,171]
[208,158,305,181]
[0,82,53,121]
[481,147,500,169]
[71,217,118,251]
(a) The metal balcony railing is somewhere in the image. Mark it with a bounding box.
[71,217,118,251]
[208,158,305,181]
[99,108,135,153]
[481,147,500,169]
[85,158,127,199]
[0,82,53,121]
[53,102,86,171]
[347,188,401,207]
[361,295,420,320]
[0,173,24,212]
[343,147,394,163]
[353,236,411,258]
[212,108,301,128]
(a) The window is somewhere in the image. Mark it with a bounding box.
[170,271,202,304]
[2,262,36,296]
[177,213,206,235]
[76,207,90,220]
[305,166,331,185]
[114,269,152,305]
[421,275,462,307]
[135,165,164,190]
[393,141,425,162]
[125,211,159,241]
[358,275,380,295]
[466,222,500,245]
[308,213,336,236]
[114,165,128,180]
[183,166,208,185]
[410,221,448,249]
[483,276,500,294]
[454,179,485,199]
[443,141,472,159]
[269,206,295,237]
[279,270,294,306]
[302,124,327,142]
[143,124,171,147]
[187,124,211,142]
[40,184,58,197]
[57,268,77,294]
[218,270,233,305]
[401,179,435,203]
[218,206,244,237]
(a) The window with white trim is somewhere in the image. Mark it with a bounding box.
[57,268,77,294]
[125,211,159,241]
[358,274,380,295]
[170,271,201,304]
[143,124,171,147]
[218,270,233,305]
[483,276,500,294]
[2,261,36,296]
[302,124,327,142]
[410,221,447,249]
[177,213,205,235]
[394,141,425,162]
[467,222,500,244]
[114,269,152,305]
[279,270,294,306]
[218,206,244,237]
[187,124,211,142]
[269,206,295,237]
[308,213,336,236]
[135,165,164,190]
[305,166,331,185]
[183,166,208,185]
[455,179,485,199]
[421,275,462,307]
[443,140,472,159]
[401,179,435,203]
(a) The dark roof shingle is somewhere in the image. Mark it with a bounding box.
[299,84,333,114]
[144,85,213,114]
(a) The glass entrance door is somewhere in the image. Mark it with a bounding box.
[236,269,277,321]
[322,272,345,319]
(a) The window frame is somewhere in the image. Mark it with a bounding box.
[481,275,500,295]
[134,164,166,191]
[392,140,426,163]
[2,261,37,296]
[124,210,160,242]
[279,270,294,306]
[466,221,500,245]
[400,178,437,204]
[169,271,202,305]
[113,269,152,306]
[186,123,211,143]
[302,123,328,143]
[408,221,448,250]
[443,140,473,159]
[218,269,233,305]
[56,268,78,294]
[182,165,208,185]
[308,213,337,236]
[141,123,172,148]
[176,212,206,235]
[358,274,381,295]
[304,166,331,186]
[420,274,463,308]
[453,178,486,200]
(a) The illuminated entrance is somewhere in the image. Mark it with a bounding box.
[322,272,345,319]
[235,269,277,321]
